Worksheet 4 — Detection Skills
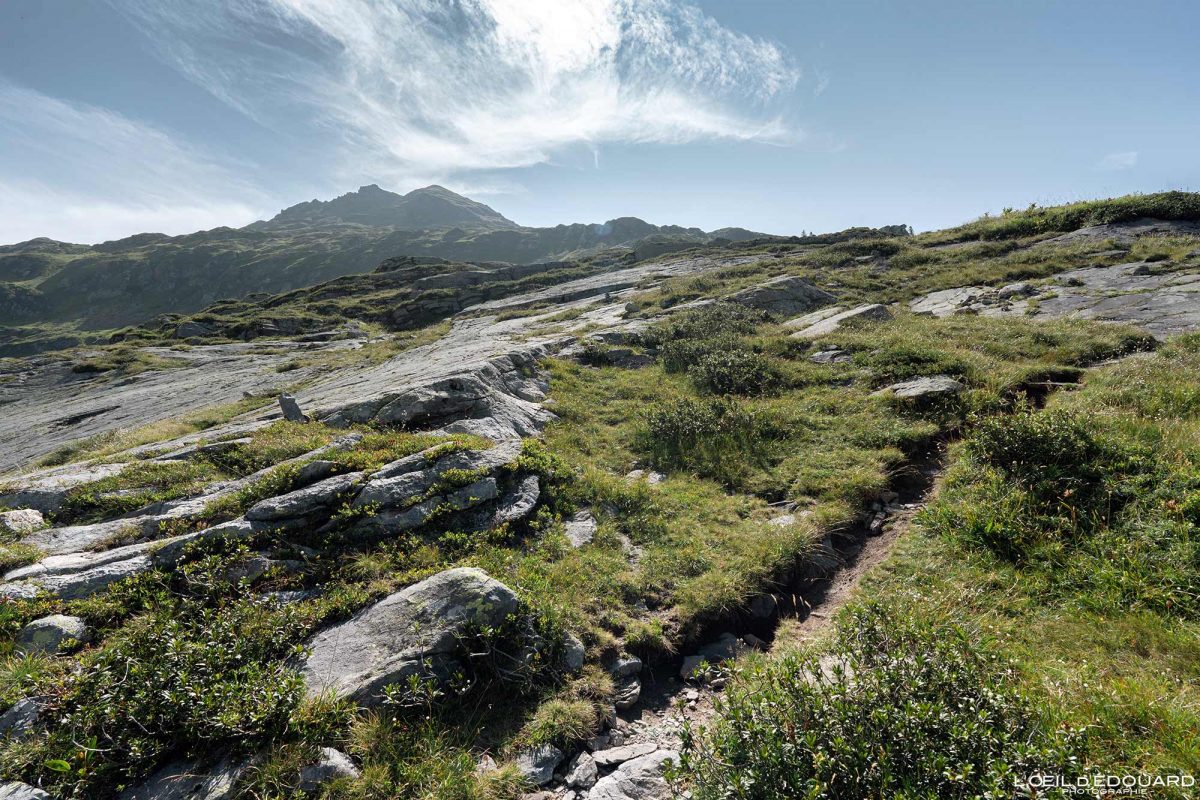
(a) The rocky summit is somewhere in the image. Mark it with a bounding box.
[0,191,1199,799]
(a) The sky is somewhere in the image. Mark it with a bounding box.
[1,0,1197,244]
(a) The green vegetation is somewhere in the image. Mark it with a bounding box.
[685,335,1200,798]
[678,605,1083,800]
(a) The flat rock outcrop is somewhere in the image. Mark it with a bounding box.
[787,303,892,337]
[908,261,1200,339]
[725,275,836,317]
[298,567,522,705]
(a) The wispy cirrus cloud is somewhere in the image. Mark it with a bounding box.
[109,0,803,186]
[0,80,268,243]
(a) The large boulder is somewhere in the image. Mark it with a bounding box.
[299,567,522,705]
[726,276,836,317]
[589,750,679,800]
[17,614,92,655]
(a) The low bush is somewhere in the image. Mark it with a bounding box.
[678,604,1082,800]
[635,397,774,486]
[687,349,781,395]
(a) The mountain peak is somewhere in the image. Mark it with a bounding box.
[257,184,516,231]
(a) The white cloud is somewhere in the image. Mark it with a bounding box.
[109,0,803,187]
[1097,150,1138,171]
[0,81,268,242]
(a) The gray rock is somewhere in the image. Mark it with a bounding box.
[562,633,586,673]
[355,441,522,510]
[589,751,678,800]
[119,757,250,800]
[997,282,1036,299]
[174,320,216,339]
[788,303,892,338]
[299,567,522,705]
[564,510,597,548]
[0,463,126,514]
[873,375,965,399]
[514,744,564,786]
[245,472,364,522]
[593,742,659,768]
[279,393,308,422]
[726,276,837,317]
[489,474,541,525]
[680,632,747,680]
[810,348,851,364]
[564,751,598,789]
[909,287,988,317]
[0,698,43,740]
[297,747,360,792]
[17,614,92,654]
[0,510,43,536]
[613,675,641,710]
[609,656,642,678]
[0,782,49,800]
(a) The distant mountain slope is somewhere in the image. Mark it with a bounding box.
[0,185,774,335]
[250,184,517,231]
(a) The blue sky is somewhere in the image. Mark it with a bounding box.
[1,0,1197,243]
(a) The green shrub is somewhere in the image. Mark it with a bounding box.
[12,601,306,795]
[659,336,738,373]
[687,350,781,395]
[678,604,1082,800]
[635,397,774,485]
[642,303,766,349]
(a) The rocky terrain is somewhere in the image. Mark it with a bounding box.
[0,193,1199,799]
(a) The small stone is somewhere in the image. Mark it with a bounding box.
[684,689,700,702]
[279,393,308,422]
[514,744,564,786]
[297,747,360,792]
[17,614,92,655]
[879,490,899,503]
[609,655,642,678]
[564,510,597,548]
[868,513,887,536]
[475,755,498,775]
[613,675,641,710]
[593,742,659,768]
[562,633,586,673]
[564,752,598,789]
[872,375,965,400]
[0,510,43,536]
